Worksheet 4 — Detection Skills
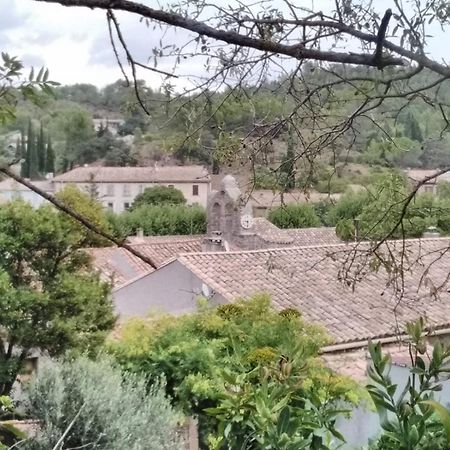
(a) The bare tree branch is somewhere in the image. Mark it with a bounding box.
[35,0,405,68]
[0,167,157,269]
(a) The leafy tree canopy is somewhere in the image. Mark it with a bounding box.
[132,185,186,209]
[55,184,113,247]
[109,295,364,447]
[268,203,322,229]
[0,199,115,396]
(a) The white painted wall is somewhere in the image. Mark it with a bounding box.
[0,190,48,207]
[113,261,223,318]
[53,181,210,213]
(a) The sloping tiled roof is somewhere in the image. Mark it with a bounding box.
[177,238,450,345]
[251,218,341,246]
[53,166,210,183]
[88,236,204,287]
[286,227,342,246]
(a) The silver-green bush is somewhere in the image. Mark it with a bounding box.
[19,357,182,450]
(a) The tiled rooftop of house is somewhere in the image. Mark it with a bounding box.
[88,236,204,287]
[53,165,210,183]
[322,342,429,382]
[176,238,450,345]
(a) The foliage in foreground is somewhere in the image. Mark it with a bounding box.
[368,318,450,450]
[0,396,24,449]
[20,357,181,450]
[110,295,363,447]
[0,199,115,396]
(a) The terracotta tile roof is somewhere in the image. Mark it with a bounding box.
[286,227,342,246]
[88,236,204,287]
[251,218,341,246]
[53,165,210,183]
[176,238,450,345]
[322,343,424,382]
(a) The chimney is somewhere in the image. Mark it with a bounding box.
[202,231,223,252]
[423,226,440,239]
[45,172,54,180]
[136,228,144,238]
[154,161,158,171]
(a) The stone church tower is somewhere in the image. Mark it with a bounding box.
[204,175,258,251]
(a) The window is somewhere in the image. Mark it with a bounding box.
[107,202,113,210]
[192,184,199,196]
[124,202,130,210]
[424,185,434,194]
[123,184,131,196]
[168,184,174,188]
[106,184,115,196]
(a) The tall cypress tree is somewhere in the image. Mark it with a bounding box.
[21,121,34,178]
[45,135,55,174]
[280,129,296,191]
[37,122,46,173]
[403,112,423,143]
[28,122,39,180]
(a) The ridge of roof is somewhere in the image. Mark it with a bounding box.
[175,236,450,259]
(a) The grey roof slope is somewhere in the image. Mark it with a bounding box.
[176,238,450,345]
[88,236,204,287]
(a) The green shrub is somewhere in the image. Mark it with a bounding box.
[132,185,186,209]
[109,295,363,447]
[21,357,181,450]
[314,177,349,193]
[268,203,321,228]
[109,204,206,236]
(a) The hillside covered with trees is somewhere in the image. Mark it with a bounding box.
[2,67,450,192]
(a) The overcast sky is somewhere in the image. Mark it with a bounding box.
[2,0,448,89]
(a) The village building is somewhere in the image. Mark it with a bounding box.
[405,168,450,195]
[0,178,54,207]
[52,165,211,213]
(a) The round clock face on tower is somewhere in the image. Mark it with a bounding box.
[240,214,253,230]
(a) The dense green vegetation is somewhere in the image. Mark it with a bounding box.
[267,171,450,241]
[2,65,450,185]
[109,295,363,448]
[131,185,187,209]
[22,357,181,449]
[0,199,115,396]
[108,203,206,237]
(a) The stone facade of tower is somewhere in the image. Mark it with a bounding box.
[204,175,262,251]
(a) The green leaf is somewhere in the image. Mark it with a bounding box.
[422,400,450,444]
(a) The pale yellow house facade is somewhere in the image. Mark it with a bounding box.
[53,165,210,213]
